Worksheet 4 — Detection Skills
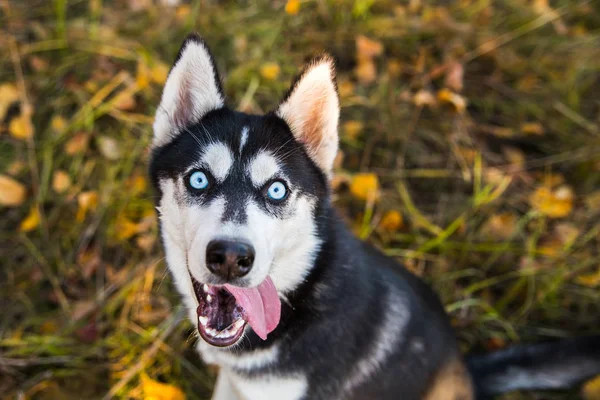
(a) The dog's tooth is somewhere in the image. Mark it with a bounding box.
[199,316,208,326]
[206,294,212,302]
[203,284,209,292]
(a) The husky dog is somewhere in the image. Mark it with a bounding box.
[149,34,600,400]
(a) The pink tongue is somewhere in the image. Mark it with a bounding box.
[224,277,281,340]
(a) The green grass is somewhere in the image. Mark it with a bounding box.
[1,0,600,399]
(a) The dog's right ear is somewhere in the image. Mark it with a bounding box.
[153,34,225,148]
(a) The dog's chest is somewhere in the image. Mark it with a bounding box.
[230,372,308,400]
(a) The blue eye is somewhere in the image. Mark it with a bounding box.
[267,181,287,201]
[189,171,209,190]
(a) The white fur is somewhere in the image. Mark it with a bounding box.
[247,151,280,187]
[276,59,339,176]
[153,39,224,148]
[193,142,234,182]
[343,287,410,395]
[229,371,308,400]
[239,126,249,154]
[199,341,280,371]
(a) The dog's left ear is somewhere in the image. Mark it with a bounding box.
[153,34,225,148]
[276,55,340,177]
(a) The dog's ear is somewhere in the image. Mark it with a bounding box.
[276,55,340,177]
[153,34,225,147]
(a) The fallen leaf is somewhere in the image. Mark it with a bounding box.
[482,212,517,240]
[141,373,186,400]
[529,185,574,218]
[521,122,544,136]
[150,63,169,84]
[380,210,403,232]
[584,375,600,400]
[576,268,600,289]
[65,132,90,155]
[437,88,467,113]
[29,56,49,72]
[338,80,355,98]
[20,207,40,232]
[356,35,383,60]
[0,175,27,206]
[342,121,363,140]
[413,90,436,107]
[260,63,281,81]
[113,92,136,111]
[76,191,98,222]
[387,60,402,78]
[285,0,300,15]
[350,173,380,201]
[52,170,72,194]
[9,112,34,140]
[445,61,464,91]
[50,115,67,135]
[175,4,191,20]
[136,61,151,90]
[115,214,140,241]
[355,58,377,84]
[136,233,156,252]
[97,136,121,160]
[0,83,20,120]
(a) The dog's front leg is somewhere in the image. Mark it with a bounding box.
[212,369,240,400]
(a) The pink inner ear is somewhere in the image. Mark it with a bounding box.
[172,73,194,129]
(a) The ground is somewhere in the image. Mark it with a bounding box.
[1,0,599,399]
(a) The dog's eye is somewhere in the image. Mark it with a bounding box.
[266,181,287,201]
[189,171,209,190]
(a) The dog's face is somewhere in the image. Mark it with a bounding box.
[150,35,339,348]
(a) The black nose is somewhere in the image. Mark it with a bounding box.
[205,240,255,280]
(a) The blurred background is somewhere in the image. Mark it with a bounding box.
[1,0,600,399]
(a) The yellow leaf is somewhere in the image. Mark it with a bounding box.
[50,115,67,134]
[521,122,544,136]
[113,92,136,111]
[583,375,600,400]
[20,207,40,232]
[285,0,300,15]
[529,185,574,219]
[338,80,355,98]
[175,4,191,20]
[115,214,139,241]
[380,210,403,232]
[437,88,467,113]
[350,173,380,201]
[52,170,72,194]
[141,373,185,400]
[76,191,98,222]
[387,60,402,78]
[576,268,600,289]
[9,112,34,140]
[355,58,377,84]
[0,83,20,121]
[0,174,27,206]
[413,90,436,107]
[482,212,517,240]
[260,63,281,81]
[136,61,151,90]
[65,132,90,155]
[356,35,383,60]
[343,121,363,140]
[151,63,169,84]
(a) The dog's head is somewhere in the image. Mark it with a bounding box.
[150,35,339,347]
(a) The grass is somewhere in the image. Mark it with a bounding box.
[1,0,600,399]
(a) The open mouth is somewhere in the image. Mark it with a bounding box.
[190,273,282,347]
[192,277,247,347]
